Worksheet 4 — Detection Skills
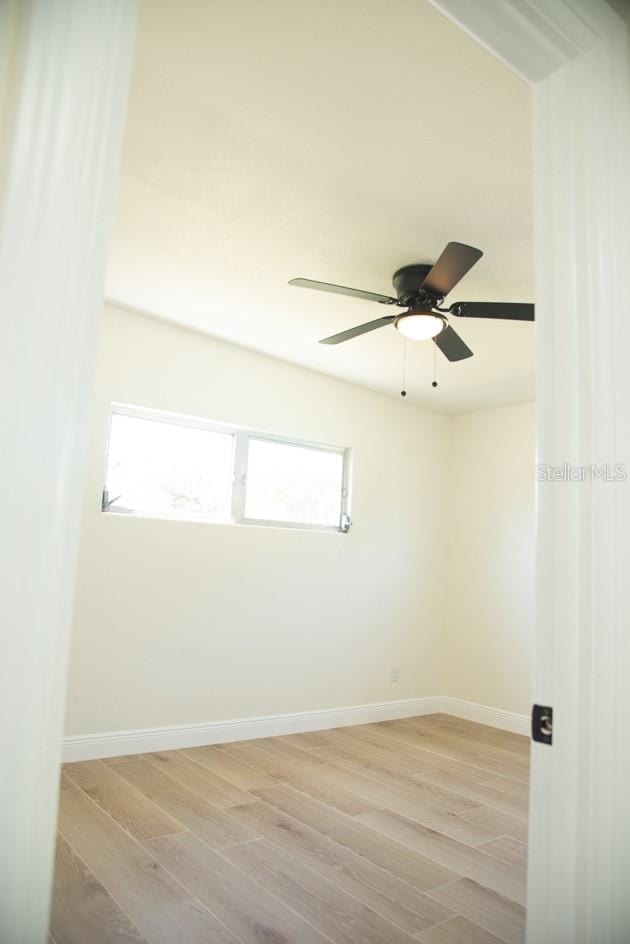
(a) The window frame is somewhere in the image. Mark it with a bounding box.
[103,403,351,534]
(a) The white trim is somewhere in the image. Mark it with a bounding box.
[61,695,531,762]
[0,2,138,941]
[105,401,351,533]
[430,2,630,942]
[427,0,613,84]
[441,697,529,736]
[110,401,349,455]
[63,697,443,761]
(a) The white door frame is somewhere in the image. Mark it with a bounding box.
[0,2,138,942]
[2,0,629,941]
[429,1,630,941]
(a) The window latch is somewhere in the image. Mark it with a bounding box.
[340,513,352,533]
[101,488,121,511]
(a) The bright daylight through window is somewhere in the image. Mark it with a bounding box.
[104,407,349,532]
[245,438,344,527]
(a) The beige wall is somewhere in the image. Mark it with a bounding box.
[65,305,534,735]
[444,402,535,715]
[64,305,451,735]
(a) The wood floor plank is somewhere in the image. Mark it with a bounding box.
[365,724,529,784]
[250,736,327,767]
[374,719,528,767]
[277,730,343,751]
[112,759,259,848]
[427,878,526,944]
[336,723,438,753]
[478,836,528,873]
[221,837,420,944]
[331,761,480,814]
[391,717,530,761]
[415,718,530,757]
[311,742,397,771]
[229,800,454,935]
[319,728,440,774]
[338,725,435,756]
[424,714,528,747]
[454,805,529,844]
[281,764,381,816]
[54,715,530,942]
[428,742,528,785]
[63,761,186,840]
[253,783,460,891]
[142,751,253,807]
[145,831,331,944]
[415,915,506,944]
[356,809,526,906]
[51,835,149,944]
[57,787,241,944]
[217,740,325,781]
[297,763,496,845]
[313,742,438,779]
[389,715,453,730]
[474,772,530,803]
[415,767,528,818]
[181,745,275,789]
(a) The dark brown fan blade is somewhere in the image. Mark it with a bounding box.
[433,325,474,361]
[320,316,396,344]
[421,242,483,298]
[289,278,396,305]
[450,301,535,321]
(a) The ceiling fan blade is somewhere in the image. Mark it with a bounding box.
[289,278,396,305]
[421,242,483,298]
[433,325,474,361]
[320,315,395,345]
[450,301,535,321]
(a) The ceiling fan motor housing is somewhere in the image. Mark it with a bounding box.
[392,264,440,307]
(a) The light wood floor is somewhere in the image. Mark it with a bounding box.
[51,714,529,944]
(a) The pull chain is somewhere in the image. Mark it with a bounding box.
[400,339,407,398]
[432,343,438,388]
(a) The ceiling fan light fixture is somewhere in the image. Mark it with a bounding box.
[395,312,445,341]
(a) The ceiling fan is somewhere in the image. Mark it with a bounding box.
[289,241,534,361]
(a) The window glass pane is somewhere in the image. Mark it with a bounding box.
[105,413,233,519]
[244,438,343,526]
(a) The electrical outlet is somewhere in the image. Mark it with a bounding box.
[390,665,399,683]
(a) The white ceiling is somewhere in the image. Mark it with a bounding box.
[106,0,534,415]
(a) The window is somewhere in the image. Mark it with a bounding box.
[105,411,234,521]
[103,405,350,532]
[244,438,344,527]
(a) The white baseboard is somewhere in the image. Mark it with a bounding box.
[62,694,529,762]
[62,696,444,762]
[442,696,530,736]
